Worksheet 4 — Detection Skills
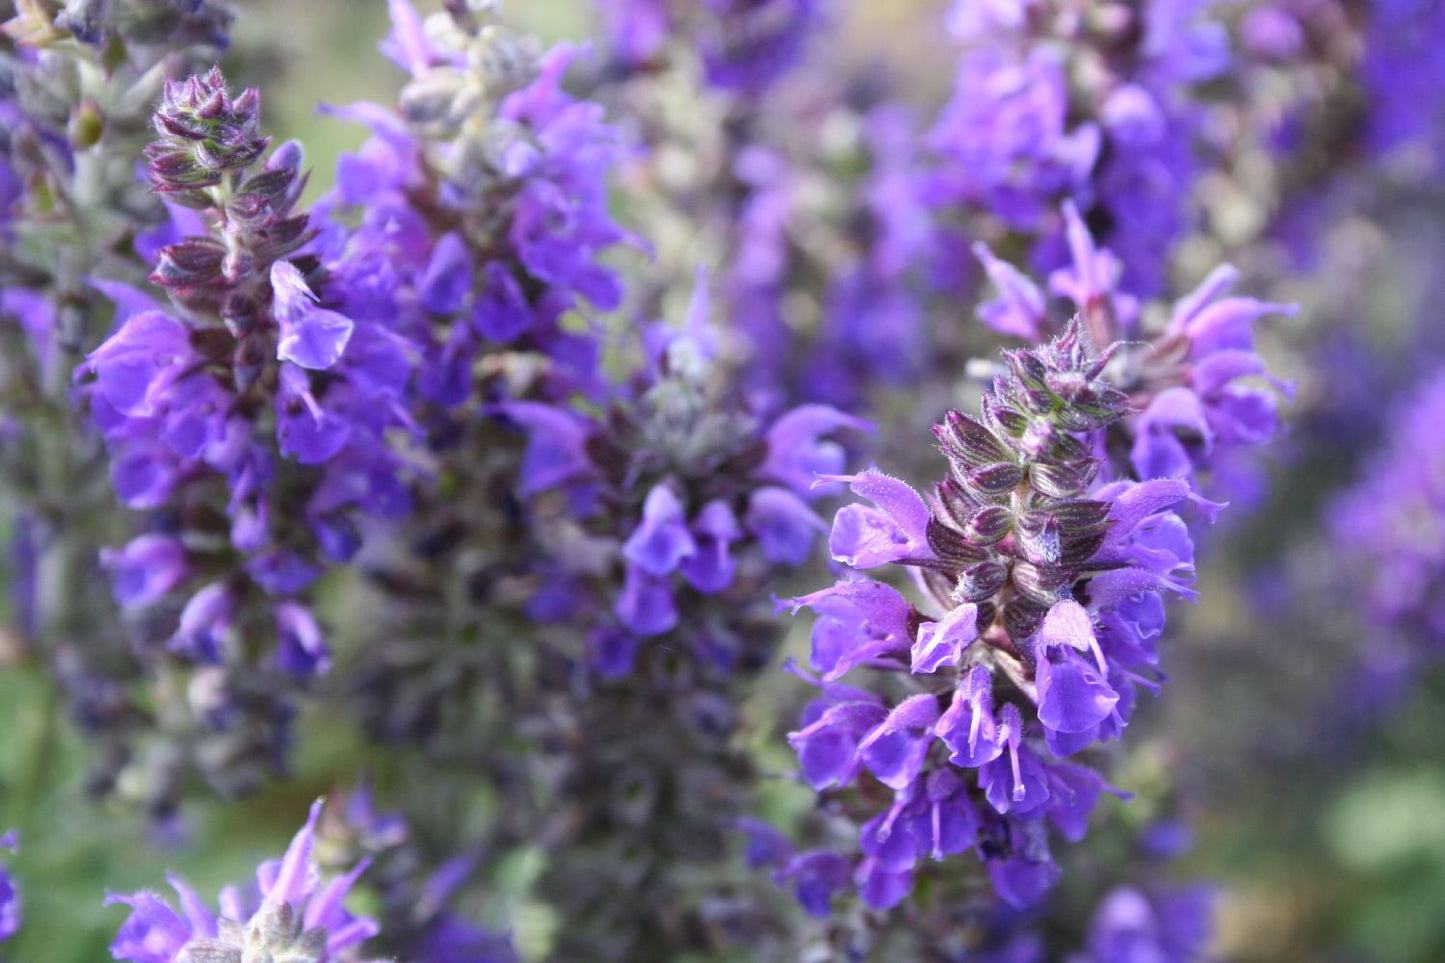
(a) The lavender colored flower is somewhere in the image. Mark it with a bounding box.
[318,1,630,410]
[108,800,378,963]
[63,67,421,805]
[505,280,865,652]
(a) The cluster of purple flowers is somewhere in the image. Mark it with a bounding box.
[77,69,409,796]
[108,800,378,963]
[930,0,1230,296]
[975,202,1295,490]
[507,285,864,675]
[326,0,630,411]
[784,322,1208,911]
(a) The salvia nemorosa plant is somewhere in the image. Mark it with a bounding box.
[783,320,1209,914]
[0,0,237,818]
[14,0,1445,961]
[77,65,413,808]
[497,287,865,959]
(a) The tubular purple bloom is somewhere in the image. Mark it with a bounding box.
[86,312,197,418]
[759,405,872,496]
[823,470,935,568]
[912,602,981,674]
[623,485,699,577]
[272,262,356,370]
[744,486,826,566]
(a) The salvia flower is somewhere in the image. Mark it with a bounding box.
[506,282,865,661]
[108,800,378,963]
[930,0,1231,296]
[787,322,1210,911]
[77,68,414,799]
[318,0,630,410]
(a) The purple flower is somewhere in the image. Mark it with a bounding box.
[789,694,887,791]
[86,312,197,418]
[791,578,915,681]
[100,535,189,609]
[823,470,934,568]
[499,403,595,497]
[272,262,356,371]
[679,499,742,593]
[744,487,825,566]
[758,405,871,495]
[623,484,698,577]
[973,242,1046,341]
[912,602,980,674]
[615,562,679,638]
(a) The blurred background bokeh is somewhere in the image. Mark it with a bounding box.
[4,1,1445,960]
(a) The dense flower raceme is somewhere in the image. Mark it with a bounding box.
[343,0,629,402]
[489,286,867,960]
[313,0,634,761]
[505,283,865,673]
[596,0,828,94]
[975,202,1295,491]
[588,0,942,411]
[930,0,1231,297]
[1,1,246,808]
[78,69,413,796]
[0,831,17,945]
[108,800,379,963]
[783,322,1215,913]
